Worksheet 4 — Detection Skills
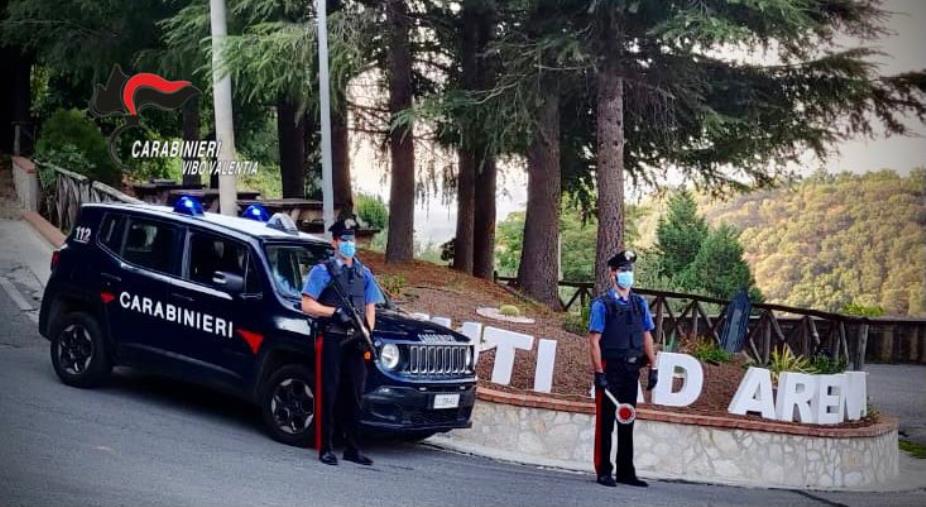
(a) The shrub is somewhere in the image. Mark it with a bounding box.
[34,109,119,185]
[563,304,591,336]
[808,353,847,375]
[498,304,521,317]
[689,338,732,365]
[768,346,813,383]
[379,274,406,297]
[355,193,388,230]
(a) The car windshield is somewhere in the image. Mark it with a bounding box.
[264,243,393,308]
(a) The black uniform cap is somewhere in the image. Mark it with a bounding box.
[607,249,637,269]
[328,216,358,238]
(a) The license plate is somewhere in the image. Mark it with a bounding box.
[432,394,460,410]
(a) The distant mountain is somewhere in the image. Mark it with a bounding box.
[683,169,926,316]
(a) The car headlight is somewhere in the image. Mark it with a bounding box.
[465,346,473,369]
[380,343,400,370]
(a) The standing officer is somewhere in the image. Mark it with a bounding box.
[587,250,658,487]
[302,217,383,466]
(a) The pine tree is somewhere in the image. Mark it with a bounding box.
[679,225,763,301]
[655,190,709,279]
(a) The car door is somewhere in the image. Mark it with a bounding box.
[167,228,264,387]
[106,214,182,363]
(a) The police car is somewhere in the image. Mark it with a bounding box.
[38,198,477,446]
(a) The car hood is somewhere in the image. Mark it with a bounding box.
[372,309,471,344]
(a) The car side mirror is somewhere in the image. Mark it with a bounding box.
[213,270,245,293]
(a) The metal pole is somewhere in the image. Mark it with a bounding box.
[209,0,237,216]
[317,0,335,237]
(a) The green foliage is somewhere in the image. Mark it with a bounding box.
[498,305,521,317]
[563,303,591,336]
[899,440,926,459]
[641,189,762,302]
[688,339,732,365]
[808,354,847,375]
[378,274,407,297]
[356,194,388,231]
[662,333,679,354]
[34,109,119,186]
[656,190,708,278]
[238,163,283,199]
[678,225,764,302]
[496,200,641,282]
[841,302,887,317]
[768,347,813,383]
[702,169,926,316]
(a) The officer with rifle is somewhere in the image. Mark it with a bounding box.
[302,217,383,466]
[588,250,659,487]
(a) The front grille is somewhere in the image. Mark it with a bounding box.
[410,409,463,426]
[404,345,469,376]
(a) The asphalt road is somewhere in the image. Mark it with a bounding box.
[3,279,926,507]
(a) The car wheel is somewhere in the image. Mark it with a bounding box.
[50,311,112,388]
[260,364,316,447]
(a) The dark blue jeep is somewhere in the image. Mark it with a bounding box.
[38,201,476,446]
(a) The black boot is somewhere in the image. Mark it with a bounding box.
[343,448,373,466]
[616,476,648,487]
[596,475,617,487]
[319,451,338,466]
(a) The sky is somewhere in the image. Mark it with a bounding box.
[350,0,926,246]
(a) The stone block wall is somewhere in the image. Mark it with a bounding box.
[439,388,898,490]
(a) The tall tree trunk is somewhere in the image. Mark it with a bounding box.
[458,0,497,277]
[594,53,625,295]
[0,47,32,154]
[472,153,496,278]
[517,90,561,309]
[329,0,353,215]
[454,149,475,273]
[277,97,306,198]
[331,103,353,215]
[385,0,415,263]
[181,98,201,186]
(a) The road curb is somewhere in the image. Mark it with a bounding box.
[21,211,65,248]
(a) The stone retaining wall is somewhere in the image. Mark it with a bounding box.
[437,387,898,490]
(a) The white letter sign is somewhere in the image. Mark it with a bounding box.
[651,352,703,407]
[728,367,776,419]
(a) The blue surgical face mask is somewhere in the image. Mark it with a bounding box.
[338,240,356,258]
[616,271,634,289]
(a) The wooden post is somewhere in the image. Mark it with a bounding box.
[763,313,772,364]
[838,320,850,367]
[655,296,665,347]
[905,325,920,363]
[692,303,699,340]
[880,324,894,363]
[856,322,870,370]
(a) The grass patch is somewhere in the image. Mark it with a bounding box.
[900,439,926,459]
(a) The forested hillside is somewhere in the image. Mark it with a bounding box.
[695,169,925,316]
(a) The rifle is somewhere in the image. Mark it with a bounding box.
[323,261,378,360]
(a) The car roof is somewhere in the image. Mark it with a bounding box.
[83,202,329,244]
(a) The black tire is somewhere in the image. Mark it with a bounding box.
[259,364,316,447]
[50,311,112,388]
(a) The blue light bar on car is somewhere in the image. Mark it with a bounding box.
[173,195,204,216]
[241,204,270,222]
[266,213,299,235]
